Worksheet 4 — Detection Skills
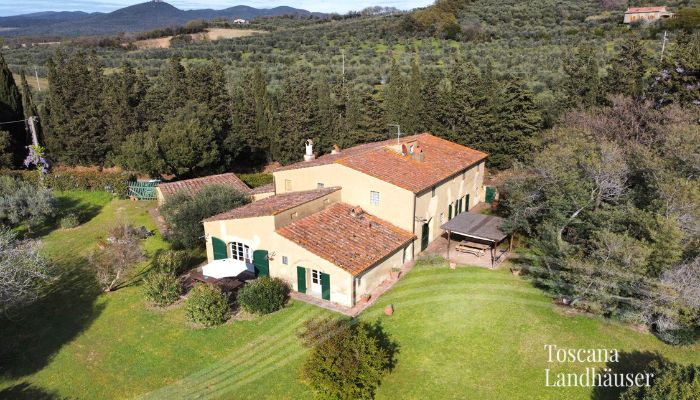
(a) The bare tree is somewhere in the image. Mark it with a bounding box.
[0,229,53,314]
[90,224,145,292]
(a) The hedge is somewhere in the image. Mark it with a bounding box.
[238,173,273,189]
[0,169,134,197]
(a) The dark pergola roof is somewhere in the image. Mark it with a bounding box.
[440,212,508,243]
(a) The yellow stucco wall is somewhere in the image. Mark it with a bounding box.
[273,189,341,230]
[355,246,407,297]
[413,161,485,245]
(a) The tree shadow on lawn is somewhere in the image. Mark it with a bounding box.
[24,194,108,239]
[0,259,105,379]
[590,351,664,400]
[0,382,66,400]
[364,319,400,372]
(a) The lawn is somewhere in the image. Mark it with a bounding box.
[1,191,699,399]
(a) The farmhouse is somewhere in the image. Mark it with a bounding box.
[623,6,673,23]
[201,133,488,307]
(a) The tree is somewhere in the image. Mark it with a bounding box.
[160,184,250,249]
[103,62,146,159]
[621,358,700,399]
[562,44,603,108]
[403,57,425,134]
[44,50,108,165]
[604,36,650,101]
[383,59,406,129]
[0,52,26,166]
[89,224,145,292]
[0,229,53,314]
[653,32,700,108]
[298,317,396,400]
[278,67,315,164]
[0,176,56,228]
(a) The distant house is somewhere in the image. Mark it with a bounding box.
[623,6,673,23]
[233,18,248,24]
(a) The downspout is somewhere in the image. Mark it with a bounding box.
[411,192,417,260]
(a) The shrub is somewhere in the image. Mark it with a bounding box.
[151,249,192,276]
[0,176,57,228]
[185,283,230,327]
[89,224,144,292]
[298,317,397,400]
[237,277,289,315]
[59,213,80,229]
[143,270,181,307]
[0,168,133,197]
[620,358,700,400]
[238,173,273,188]
[161,184,250,249]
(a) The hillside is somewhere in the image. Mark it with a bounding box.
[0,1,325,37]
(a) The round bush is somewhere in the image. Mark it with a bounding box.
[185,283,230,327]
[143,270,181,307]
[237,277,290,315]
[152,249,192,276]
[59,213,80,229]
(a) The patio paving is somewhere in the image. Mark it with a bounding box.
[424,233,509,269]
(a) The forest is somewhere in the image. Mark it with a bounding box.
[0,0,698,346]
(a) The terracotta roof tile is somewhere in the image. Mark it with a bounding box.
[337,133,487,193]
[251,182,275,194]
[276,203,415,276]
[204,187,340,221]
[159,173,252,199]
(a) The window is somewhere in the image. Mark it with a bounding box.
[431,186,436,197]
[370,190,380,205]
[284,179,292,191]
[230,242,251,262]
[311,269,321,285]
[409,145,414,154]
[282,256,288,265]
[317,182,325,189]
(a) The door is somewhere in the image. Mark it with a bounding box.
[297,266,306,293]
[253,250,269,277]
[485,186,496,203]
[448,203,452,220]
[421,222,430,251]
[320,273,330,301]
[465,194,470,211]
[212,237,227,260]
[310,269,322,295]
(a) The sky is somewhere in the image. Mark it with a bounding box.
[0,0,434,17]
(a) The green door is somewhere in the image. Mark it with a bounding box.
[485,186,496,203]
[212,236,227,260]
[448,203,452,220]
[421,222,430,251]
[320,273,330,301]
[465,194,470,211]
[297,266,306,293]
[253,250,269,277]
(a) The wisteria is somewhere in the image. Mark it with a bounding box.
[23,144,51,175]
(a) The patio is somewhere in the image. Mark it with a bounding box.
[438,212,512,268]
[424,233,510,268]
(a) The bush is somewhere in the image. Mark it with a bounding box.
[59,213,80,229]
[238,173,273,188]
[298,317,397,400]
[151,249,192,276]
[90,224,144,292]
[143,270,181,307]
[237,277,289,315]
[0,176,57,228]
[0,168,133,197]
[620,358,700,400]
[185,283,230,327]
[161,184,250,249]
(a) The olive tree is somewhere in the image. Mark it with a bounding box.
[0,229,53,314]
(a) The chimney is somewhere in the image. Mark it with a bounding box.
[411,145,424,162]
[350,206,364,217]
[304,139,315,162]
[331,144,341,155]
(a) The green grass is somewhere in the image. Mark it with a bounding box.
[1,191,699,399]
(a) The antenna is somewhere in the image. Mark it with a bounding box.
[388,124,401,144]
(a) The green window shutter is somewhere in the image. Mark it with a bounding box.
[212,237,227,260]
[320,273,330,301]
[253,250,269,277]
[448,204,452,220]
[465,194,470,211]
[485,186,496,203]
[297,266,306,293]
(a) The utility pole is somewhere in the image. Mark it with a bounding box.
[660,30,668,63]
[388,124,401,144]
[34,66,41,91]
[27,116,39,146]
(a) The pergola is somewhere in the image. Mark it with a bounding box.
[440,212,511,268]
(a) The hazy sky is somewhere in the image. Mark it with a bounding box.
[0,0,434,17]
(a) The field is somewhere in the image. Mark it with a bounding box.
[133,28,264,49]
[1,192,699,399]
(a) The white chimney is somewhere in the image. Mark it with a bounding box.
[304,139,315,162]
[331,144,341,155]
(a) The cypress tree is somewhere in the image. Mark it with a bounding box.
[604,36,650,100]
[103,62,146,158]
[404,56,424,134]
[383,59,406,129]
[0,52,26,166]
[563,44,603,108]
[278,67,314,164]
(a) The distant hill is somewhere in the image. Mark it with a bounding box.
[0,1,325,37]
